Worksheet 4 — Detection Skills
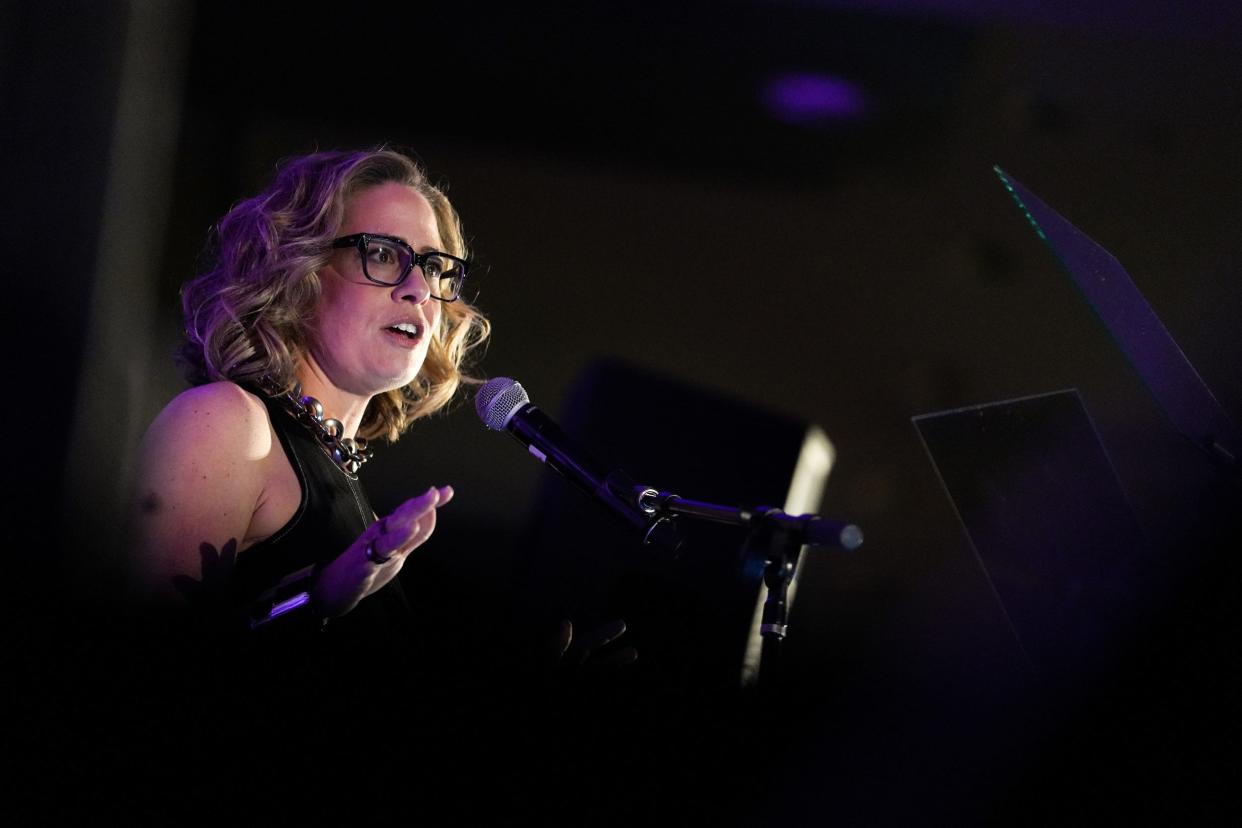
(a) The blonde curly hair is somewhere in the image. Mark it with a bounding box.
[180,148,490,441]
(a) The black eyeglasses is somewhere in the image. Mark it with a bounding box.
[330,233,469,301]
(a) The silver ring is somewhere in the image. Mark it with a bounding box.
[364,540,392,565]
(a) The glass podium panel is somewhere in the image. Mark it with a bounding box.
[914,389,1151,682]
[995,167,1241,466]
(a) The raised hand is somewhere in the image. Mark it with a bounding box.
[311,485,453,617]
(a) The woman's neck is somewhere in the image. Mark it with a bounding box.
[294,359,371,440]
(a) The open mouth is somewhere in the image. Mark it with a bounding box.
[385,322,422,342]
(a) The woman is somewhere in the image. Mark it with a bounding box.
[119,148,641,823]
[133,148,489,643]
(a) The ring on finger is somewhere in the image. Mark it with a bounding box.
[364,540,392,565]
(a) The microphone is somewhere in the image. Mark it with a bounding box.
[476,377,861,552]
[475,377,670,541]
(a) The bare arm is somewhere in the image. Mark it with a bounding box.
[132,382,454,620]
[132,382,273,609]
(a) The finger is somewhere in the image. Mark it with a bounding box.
[384,488,441,537]
[403,486,442,516]
[363,522,400,564]
[371,485,454,559]
[364,498,432,562]
[555,619,573,659]
[393,484,454,525]
[404,506,438,553]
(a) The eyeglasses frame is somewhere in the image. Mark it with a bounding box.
[330,232,470,302]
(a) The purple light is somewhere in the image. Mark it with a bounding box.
[762,72,868,125]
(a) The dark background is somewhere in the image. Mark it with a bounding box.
[4,0,1240,823]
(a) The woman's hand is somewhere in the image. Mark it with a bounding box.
[554,618,638,671]
[311,485,453,618]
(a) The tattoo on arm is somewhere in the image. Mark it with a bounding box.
[172,538,238,610]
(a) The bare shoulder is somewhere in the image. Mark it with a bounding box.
[137,381,277,498]
[141,382,275,461]
[147,381,268,437]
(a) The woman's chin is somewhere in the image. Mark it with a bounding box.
[374,368,424,395]
[364,354,427,393]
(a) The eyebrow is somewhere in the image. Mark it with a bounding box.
[370,232,446,255]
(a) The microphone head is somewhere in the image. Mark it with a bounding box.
[476,377,530,431]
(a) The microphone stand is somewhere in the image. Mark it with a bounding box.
[624,485,863,690]
[749,508,805,692]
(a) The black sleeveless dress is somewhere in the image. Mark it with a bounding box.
[229,393,417,672]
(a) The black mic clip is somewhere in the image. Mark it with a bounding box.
[600,469,683,553]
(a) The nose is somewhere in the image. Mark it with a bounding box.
[394,267,432,304]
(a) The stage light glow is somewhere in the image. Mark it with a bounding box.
[762,72,868,124]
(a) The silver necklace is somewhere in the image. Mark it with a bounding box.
[267,382,373,478]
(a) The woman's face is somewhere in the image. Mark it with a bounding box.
[308,182,444,397]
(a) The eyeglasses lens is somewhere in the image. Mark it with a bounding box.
[419,253,466,300]
[362,238,464,300]
[363,239,409,285]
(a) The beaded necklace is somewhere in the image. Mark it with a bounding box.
[267,382,373,479]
